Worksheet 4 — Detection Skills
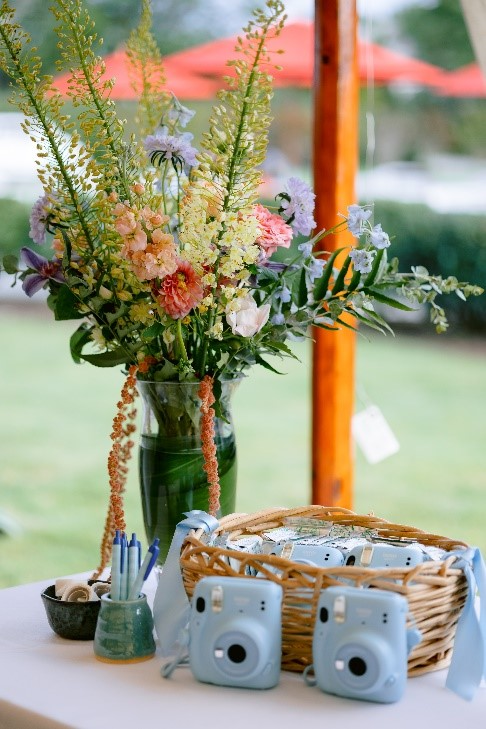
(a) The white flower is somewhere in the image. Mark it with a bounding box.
[369,224,390,250]
[349,248,376,274]
[347,204,372,237]
[225,293,270,337]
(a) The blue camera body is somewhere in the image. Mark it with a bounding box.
[189,576,283,690]
[266,542,345,568]
[313,586,420,703]
[345,542,424,568]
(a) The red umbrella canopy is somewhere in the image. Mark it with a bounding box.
[434,63,486,97]
[165,21,446,88]
[52,47,220,100]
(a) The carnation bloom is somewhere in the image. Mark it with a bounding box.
[253,203,293,259]
[155,259,204,319]
[225,292,270,337]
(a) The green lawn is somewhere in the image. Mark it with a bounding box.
[1,305,485,588]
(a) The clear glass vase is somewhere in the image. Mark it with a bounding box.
[137,379,240,564]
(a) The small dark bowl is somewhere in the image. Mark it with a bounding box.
[41,582,106,640]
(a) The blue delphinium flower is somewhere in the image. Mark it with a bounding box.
[349,248,375,274]
[20,247,65,297]
[370,223,390,249]
[347,204,372,237]
[277,177,316,236]
[28,194,53,245]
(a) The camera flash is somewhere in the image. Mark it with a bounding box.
[281,543,294,559]
[211,585,224,613]
[333,594,346,623]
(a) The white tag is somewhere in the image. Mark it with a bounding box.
[352,405,400,464]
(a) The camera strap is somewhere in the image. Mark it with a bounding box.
[445,546,486,701]
[153,510,219,658]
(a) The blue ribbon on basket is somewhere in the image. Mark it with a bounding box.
[153,510,219,657]
[445,546,486,701]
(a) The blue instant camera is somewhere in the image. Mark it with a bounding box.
[266,542,345,568]
[312,586,421,703]
[345,542,424,569]
[189,576,283,690]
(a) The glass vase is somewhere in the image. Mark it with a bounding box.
[137,378,240,564]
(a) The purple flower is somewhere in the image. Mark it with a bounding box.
[278,177,316,236]
[305,256,325,285]
[298,241,313,258]
[349,248,376,274]
[143,127,198,168]
[347,204,372,238]
[29,195,51,245]
[20,247,65,297]
[369,223,390,250]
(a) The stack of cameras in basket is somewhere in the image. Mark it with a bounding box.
[188,522,449,703]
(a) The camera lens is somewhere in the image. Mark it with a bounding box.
[346,555,356,565]
[349,656,367,676]
[227,643,247,664]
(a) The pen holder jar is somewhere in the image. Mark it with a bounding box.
[93,594,156,663]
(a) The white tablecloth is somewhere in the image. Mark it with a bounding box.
[0,573,484,729]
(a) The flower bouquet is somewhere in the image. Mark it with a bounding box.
[0,0,482,570]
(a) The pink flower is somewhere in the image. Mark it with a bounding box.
[225,293,270,337]
[155,259,204,319]
[253,203,293,259]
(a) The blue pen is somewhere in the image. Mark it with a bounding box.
[111,530,122,601]
[120,532,128,600]
[127,538,160,601]
[127,532,139,598]
[136,539,142,569]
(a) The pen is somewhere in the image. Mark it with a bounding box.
[127,538,160,601]
[111,530,122,601]
[120,532,128,600]
[127,532,139,598]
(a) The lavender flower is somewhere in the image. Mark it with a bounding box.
[298,241,313,258]
[20,247,65,297]
[369,223,390,250]
[29,194,51,245]
[349,248,375,274]
[346,204,372,237]
[278,177,316,236]
[271,312,285,325]
[167,96,196,128]
[275,285,292,303]
[143,127,198,169]
[305,256,325,285]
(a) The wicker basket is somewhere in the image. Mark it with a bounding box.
[180,506,470,676]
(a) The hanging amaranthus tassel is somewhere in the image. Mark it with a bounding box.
[198,375,220,516]
[92,365,138,579]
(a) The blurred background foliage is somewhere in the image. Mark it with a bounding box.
[1,0,485,585]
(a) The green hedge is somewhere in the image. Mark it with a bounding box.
[372,201,486,332]
[0,198,31,259]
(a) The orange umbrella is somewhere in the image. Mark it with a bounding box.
[52,47,220,100]
[165,21,447,89]
[434,63,486,97]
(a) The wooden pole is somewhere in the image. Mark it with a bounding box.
[312,0,359,508]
